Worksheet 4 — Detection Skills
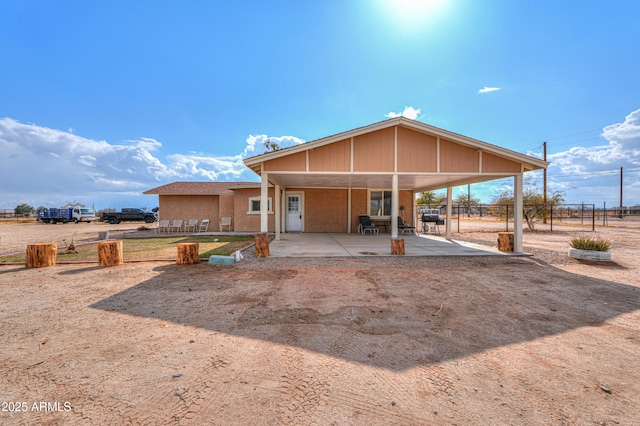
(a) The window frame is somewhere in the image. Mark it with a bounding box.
[367,189,392,218]
[247,196,273,214]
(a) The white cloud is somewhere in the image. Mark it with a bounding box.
[478,87,501,94]
[0,117,304,208]
[385,106,422,120]
[547,108,640,204]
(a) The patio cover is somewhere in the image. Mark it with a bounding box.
[243,117,548,252]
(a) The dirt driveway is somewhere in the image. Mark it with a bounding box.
[1,223,639,425]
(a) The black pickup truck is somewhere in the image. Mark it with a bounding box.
[101,208,157,224]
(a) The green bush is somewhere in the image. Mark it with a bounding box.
[569,235,611,252]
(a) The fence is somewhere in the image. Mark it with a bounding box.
[415,204,613,233]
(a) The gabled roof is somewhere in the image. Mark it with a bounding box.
[143,181,258,195]
[243,116,548,172]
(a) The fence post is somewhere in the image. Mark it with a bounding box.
[592,204,595,231]
[505,205,509,231]
[550,204,553,231]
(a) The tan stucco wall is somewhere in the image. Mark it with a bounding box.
[158,195,220,225]
[301,188,349,232]
[232,188,276,232]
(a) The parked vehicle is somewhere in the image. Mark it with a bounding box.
[101,208,157,224]
[37,207,97,224]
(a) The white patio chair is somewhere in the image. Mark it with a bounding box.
[155,220,170,234]
[219,217,232,231]
[185,219,198,233]
[169,219,183,233]
[198,219,210,233]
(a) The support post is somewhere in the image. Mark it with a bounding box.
[446,186,453,239]
[261,171,269,233]
[391,174,398,238]
[275,184,281,241]
[513,174,524,253]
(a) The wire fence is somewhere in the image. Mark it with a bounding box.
[415,204,640,233]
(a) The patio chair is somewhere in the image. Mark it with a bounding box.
[397,216,416,235]
[198,219,210,233]
[155,219,170,234]
[185,219,198,233]
[169,219,183,233]
[219,216,232,231]
[358,215,379,235]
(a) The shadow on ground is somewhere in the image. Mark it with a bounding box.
[89,257,640,371]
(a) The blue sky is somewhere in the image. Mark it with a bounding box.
[1,0,639,210]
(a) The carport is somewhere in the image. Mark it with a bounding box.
[244,117,548,253]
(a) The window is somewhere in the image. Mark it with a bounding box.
[369,190,392,217]
[248,196,273,214]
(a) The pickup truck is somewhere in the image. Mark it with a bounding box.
[101,208,157,224]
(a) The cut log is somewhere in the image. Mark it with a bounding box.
[497,232,514,252]
[98,240,123,266]
[391,238,405,256]
[254,233,270,257]
[177,243,200,265]
[25,242,57,268]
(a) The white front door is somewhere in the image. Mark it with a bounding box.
[285,194,303,232]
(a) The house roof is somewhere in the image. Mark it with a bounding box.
[244,117,547,171]
[242,117,549,192]
[143,181,259,195]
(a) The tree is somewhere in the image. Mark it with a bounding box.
[416,191,446,206]
[453,193,480,205]
[14,203,35,216]
[263,139,282,152]
[491,177,565,230]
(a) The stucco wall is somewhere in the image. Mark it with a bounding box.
[232,188,276,232]
[158,195,220,225]
[301,188,349,232]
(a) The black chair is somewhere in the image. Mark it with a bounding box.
[358,215,379,235]
[397,216,415,235]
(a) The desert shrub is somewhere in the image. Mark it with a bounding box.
[569,235,610,252]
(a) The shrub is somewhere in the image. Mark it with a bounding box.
[569,235,610,252]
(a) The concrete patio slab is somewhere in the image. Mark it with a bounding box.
[269,233,508,257]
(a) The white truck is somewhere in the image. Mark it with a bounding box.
[37,206,98,224]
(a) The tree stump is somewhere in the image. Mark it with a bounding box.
[254,233,270,257]
[98,240,123,266]
[498,232,514,252]
[391,238,405,255]
[177,243,200,265]
[26,242,57,268]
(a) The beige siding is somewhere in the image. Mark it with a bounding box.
[158,195,220,225]
[440,139,479,173]
[263,151,306,172]
[308,138,351,172]
[353,128,394,172]
[303,188,349,232]
[397,127,438,172]
[482,152,522,173]
[232,188,276,232]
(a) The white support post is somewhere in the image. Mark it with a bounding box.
[261,172,269,233]
[514,174,524,252]
[446,186,453,239]
[274,184,281,240]
[391,174,399,238]
[347,187,352,233]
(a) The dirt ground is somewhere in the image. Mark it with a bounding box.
[1,222,639,425]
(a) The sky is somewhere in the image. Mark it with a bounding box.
[1,0,640,211]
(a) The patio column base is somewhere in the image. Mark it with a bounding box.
[391,238,405,255]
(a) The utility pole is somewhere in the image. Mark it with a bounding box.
[543,142,548,224]
[620,167,624,219]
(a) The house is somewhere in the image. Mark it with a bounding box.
[144,117,548,252]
